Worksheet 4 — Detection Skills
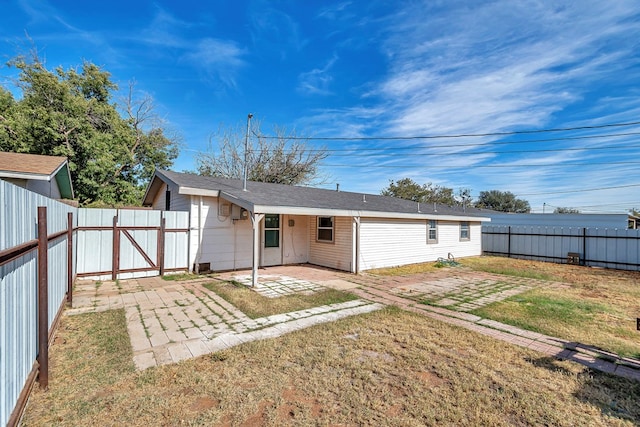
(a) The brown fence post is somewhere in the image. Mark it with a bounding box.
[67,212,73,305]
[112,215,119,281]
[37,206,49,389]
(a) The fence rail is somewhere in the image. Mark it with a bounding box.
[482,225,640,270]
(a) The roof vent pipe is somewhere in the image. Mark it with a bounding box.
[433,202,437,213]
[418,202,421,213]
[363,194,367,203]
[336,183,340,192]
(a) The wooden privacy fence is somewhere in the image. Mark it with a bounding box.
[482,225,640,271]
[0,181,77,427]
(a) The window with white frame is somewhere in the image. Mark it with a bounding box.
[427,219,437,243]
[317,216,334,242]
[460,221,470,241]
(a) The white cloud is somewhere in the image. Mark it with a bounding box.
[297,55,338,96]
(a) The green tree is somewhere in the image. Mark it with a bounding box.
[474,190,530,213]
[0,57,178,205]
[197,120,327,186]
[381,177,459,205]
[554,207,580,214]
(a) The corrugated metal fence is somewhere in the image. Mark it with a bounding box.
[0,180,77,427]
[1,181,189,426]
[482,225,640,271]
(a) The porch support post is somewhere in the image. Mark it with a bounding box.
[354,217,361,274]
[250,213,264,287]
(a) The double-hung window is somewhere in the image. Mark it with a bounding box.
[317,216,334,242]
[460,221,470,241]
[427,220,438,243]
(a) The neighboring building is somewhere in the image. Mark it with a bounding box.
[485,212,635,229]
[0,152,74,200]
[143,170,490,282]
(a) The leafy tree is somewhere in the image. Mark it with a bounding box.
[0,56,178,205]
[381,177,463,205]
[474,190,530,213]
[554,207,580,214]
[197,120,327,186]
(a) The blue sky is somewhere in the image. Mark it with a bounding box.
[1,0,640,213]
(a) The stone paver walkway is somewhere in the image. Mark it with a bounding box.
[68,275,382,370]
[68,265,640,381]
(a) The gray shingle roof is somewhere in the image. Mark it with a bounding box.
[151,169,489,219]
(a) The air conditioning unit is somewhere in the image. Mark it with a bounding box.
[231,204,249,220]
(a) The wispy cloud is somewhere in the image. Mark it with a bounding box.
[297,55,338,95]
[181,38,247,88]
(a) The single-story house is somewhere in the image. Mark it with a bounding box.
[143,170,490,283]
[0,151,74,200]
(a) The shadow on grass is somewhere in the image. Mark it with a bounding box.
[526,356,640,423]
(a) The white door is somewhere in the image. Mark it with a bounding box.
[262,214,282,266]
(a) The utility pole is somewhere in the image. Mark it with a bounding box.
[243,113,253,191]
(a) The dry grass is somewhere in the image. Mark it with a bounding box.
[460,257,640,358]
[22,306,640,426]
[203,280,357,318]
[367,262,442,276]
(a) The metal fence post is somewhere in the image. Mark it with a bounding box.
[37,206,49,389]
[67,212,73,305]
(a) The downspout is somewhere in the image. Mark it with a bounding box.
[354,217,361,274]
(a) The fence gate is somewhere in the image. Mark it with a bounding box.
[76,208,189,280]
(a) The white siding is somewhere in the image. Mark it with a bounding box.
[359,218,482,270]
[282,215,309,265]
[308,216,352,271]
[190,196,253,271]
[151,182,190,212]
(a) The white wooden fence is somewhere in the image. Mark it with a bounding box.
[482,225,640,271]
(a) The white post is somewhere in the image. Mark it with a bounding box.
[250,212,264,286]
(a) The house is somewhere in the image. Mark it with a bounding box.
[143,170,490,283]
[0,152,74,200]
[485,212,636,229]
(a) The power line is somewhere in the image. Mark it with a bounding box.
[517,183,640,196]
[254,120,640,141]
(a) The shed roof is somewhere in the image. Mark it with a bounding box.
[0,152,74,199]
[144,170,490,221]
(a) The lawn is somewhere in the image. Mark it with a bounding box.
[369,256,640,359]
[21,306,640,426]
[460,257,640,358]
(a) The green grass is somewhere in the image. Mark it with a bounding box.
[203,280,357,318]
[472,288,640,358]
[161,272,202,281]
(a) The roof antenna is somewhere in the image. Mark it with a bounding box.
[243,113,253,191]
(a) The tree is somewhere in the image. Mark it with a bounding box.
[474,190,530,213]
[381,178,459,205]
[554,207,580,214]
[0,56,178,205]
[197,120,327,186]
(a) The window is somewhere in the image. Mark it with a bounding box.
[460,221,470,241]
[317,216,334,242]
[264,214,280,247]
[427,220,437,243]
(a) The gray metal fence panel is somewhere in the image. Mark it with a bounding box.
[163,211,189,271]
[482,225,640,270]
[76,208,117,278]
[0,180,76,427]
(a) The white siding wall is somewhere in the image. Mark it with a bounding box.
[359,218,482,270]
[151,182,190,212]
[308,216,353,271]
[189,196,253,271]
[3,178,61,199]
[282,214,309,265]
